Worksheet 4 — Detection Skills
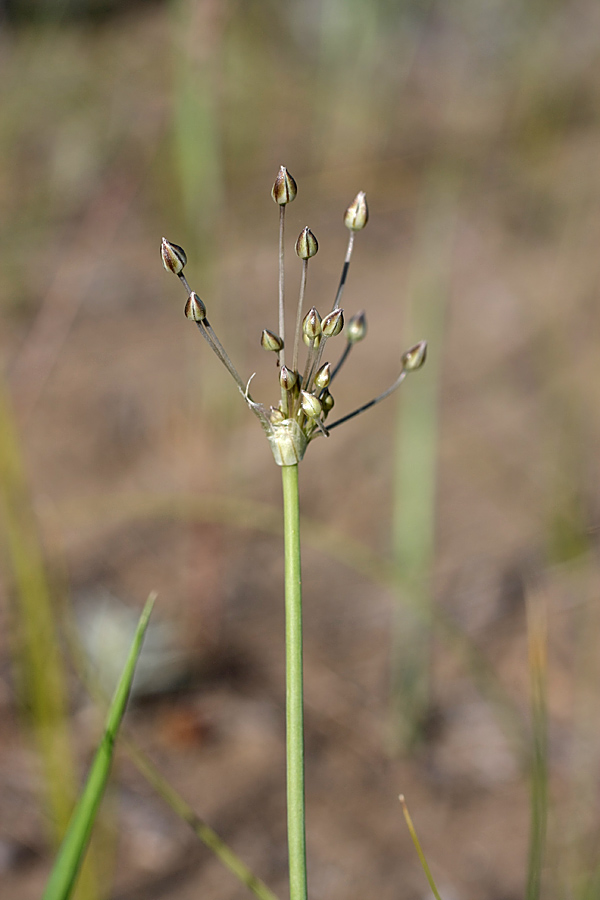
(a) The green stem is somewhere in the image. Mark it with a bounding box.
[281,463,307,900]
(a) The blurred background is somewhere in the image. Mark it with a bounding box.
[1,0,600,898]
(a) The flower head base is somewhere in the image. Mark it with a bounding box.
[161,168,426,466]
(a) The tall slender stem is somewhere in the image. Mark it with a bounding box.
[278,206,286,367]
[281,463,307,900]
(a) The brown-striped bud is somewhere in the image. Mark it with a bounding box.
[300,391,323,419]
[402,340,427,372]
[271,166,297,205]
[321,308,344,337]
[295,226,318,260]
[344,192,369,231]
[321,390,335,413]
[270,407,285,424]
[313,362,331,390]
[261,329,284,352]
[184,292,206,322]
[302,307,322,340]
[347,310,367,343]
[280,365,298,391]
[161,237,187,274]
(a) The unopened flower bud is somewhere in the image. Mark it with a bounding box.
[322,308,344,337]
[321,390,335,413]
[271,166,297,206]
[270,407,285,424]
[300,391,323,419]
[296,226,318,260]
[402,340,427,372]
[261,329,284,352]
[314,362,331,390]
[302,307,322,340]
[344,192,369,231]
[161,237,187,275]
[303,332,321,348]
[280,365,298,391]
[184,292,207,322]
[347,311,367,343]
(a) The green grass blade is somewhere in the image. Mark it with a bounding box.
[0,379,78,838]
[525,585,549,900]
[58,590,281,900]
[399,794,443,900]
[42,594,155,900]
[391,171,459,752]
[124,738,280,900]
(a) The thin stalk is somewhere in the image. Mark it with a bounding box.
[301,340,317,391]
[278,206,286,367]
[292,260,309,373]
[201,318,248,393]
[308,231,355,386]
[329,341,352,384]
[281,464,307,900]
[332,231,354,311]
[327,371,407,431]
[178,273,248,394]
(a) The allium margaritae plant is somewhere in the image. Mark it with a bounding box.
[161,166,426,900]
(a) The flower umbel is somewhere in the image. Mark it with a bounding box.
[161,169,426,466]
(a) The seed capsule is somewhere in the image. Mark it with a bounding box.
[321,390,335,413]
[184,292,207,322]
[402,340,427,372]
[303,332,321,348]
[271,166,297,206]
[302,307,322,340]
[313,363,331,390]
[161,237,187,274]
[261,329,284,352]
[321,308,344,337]
[295,226,318,260]
[344,192,369,231]
[300,391,323,419]
[280,365,298,391]
[347,311,367,343]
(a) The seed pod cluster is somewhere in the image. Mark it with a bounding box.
[160,167,426,466]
